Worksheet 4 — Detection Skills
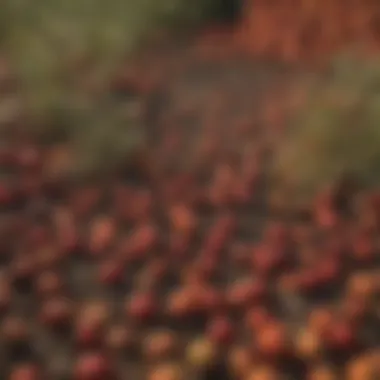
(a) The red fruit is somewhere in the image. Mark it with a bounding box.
[206,315,234,345]
[308,307,334,336]
[307,365,338,380]
[126,292,157,322]
[256,322,288,358]
[18,174,42,198]
[345,273,374,300]
[232,180,252,205]
[129,189,153,221]
[264,222,289,248]
[325,322,355,350]
[147,363,183,380]
[298,270,321,293]
[202,214,236,256]
[226,278,266,308]
[142,329,178,361]
[169,233,190,258]
[166,288,195,319]
[16,145,41,169]
[76,324,103,348]
[0,183,12,205]
[229,242,250,267]
[125,223,158,260]
[112,184,133,220]
[88,216,116,256]
[9,363,40,380]
[53,208,80,254]
[34,245,61,271]
[251,244,286,275]
[74,353,110,380]
[98,259,124,286]
[27,225,50,247]
[0,147,14,166]
[228,344,252,379]
[105,324,137,353]
[70,186,102,219]
[351,233,375,263]
[135,258,168,290]
[197,286,224,314]
[340,297,369,325]
[39,297,72,329]
[0,274,11,313]
[1,316,29,344]
[316,258,340,284]
[75,302,109,347]
[169,203,197,236]
[314,205,338,229]
[34,270,63,299]
[11,254,35,283]
[192,255,217,282]
[244,306,273,332]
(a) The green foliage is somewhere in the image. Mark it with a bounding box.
[271,53,380,202]
[0,0,220,177]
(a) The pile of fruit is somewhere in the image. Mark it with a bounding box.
[239,0,380,63]
[0,45,379,380]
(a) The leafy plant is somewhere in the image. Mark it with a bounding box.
[271,53,380,203]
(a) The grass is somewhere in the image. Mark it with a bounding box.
[0,0,226,178]
[271,52,380,204]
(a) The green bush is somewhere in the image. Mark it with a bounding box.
[271,53,380,204]
[0,0,222,178]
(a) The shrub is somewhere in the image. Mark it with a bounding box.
[271,53,380,204]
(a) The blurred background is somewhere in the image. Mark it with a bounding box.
[0,1,380,379]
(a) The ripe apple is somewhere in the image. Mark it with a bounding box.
[245,366,280,380]
[11,254,35,290]
[98,259,124,286]
[8,363,40,380]
[1,315,29,345]
[104,324,137,355]
[345,272,374,300]
[39,297,73,330]
[125,292,157,323]
[88,216,116,256]
[307,365,338,380]
[16,145,41,169]
[244,306,274,332]
[307,307,334,336]
[351,233,375,265]
[75,301,109,348]
[185,337,216,370]
[166,288,196,320]
[345,353,375,380]
[147,363,183,380]
[142,329,178,361]
[27,224,50,248]
[130,189,153,221]
[0,273,11,313]
[74,352,111,380]
[34,270,63,299]
[206,315,234,345]
[0,183,13,206]
[256,321,288,358]
[34,245,61,271]
[324,321,356,351]
[251,244,286,275]
[294,327,322,361]
[228,345,252,379]
[226,278,266,309]
[125,223,158,260]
